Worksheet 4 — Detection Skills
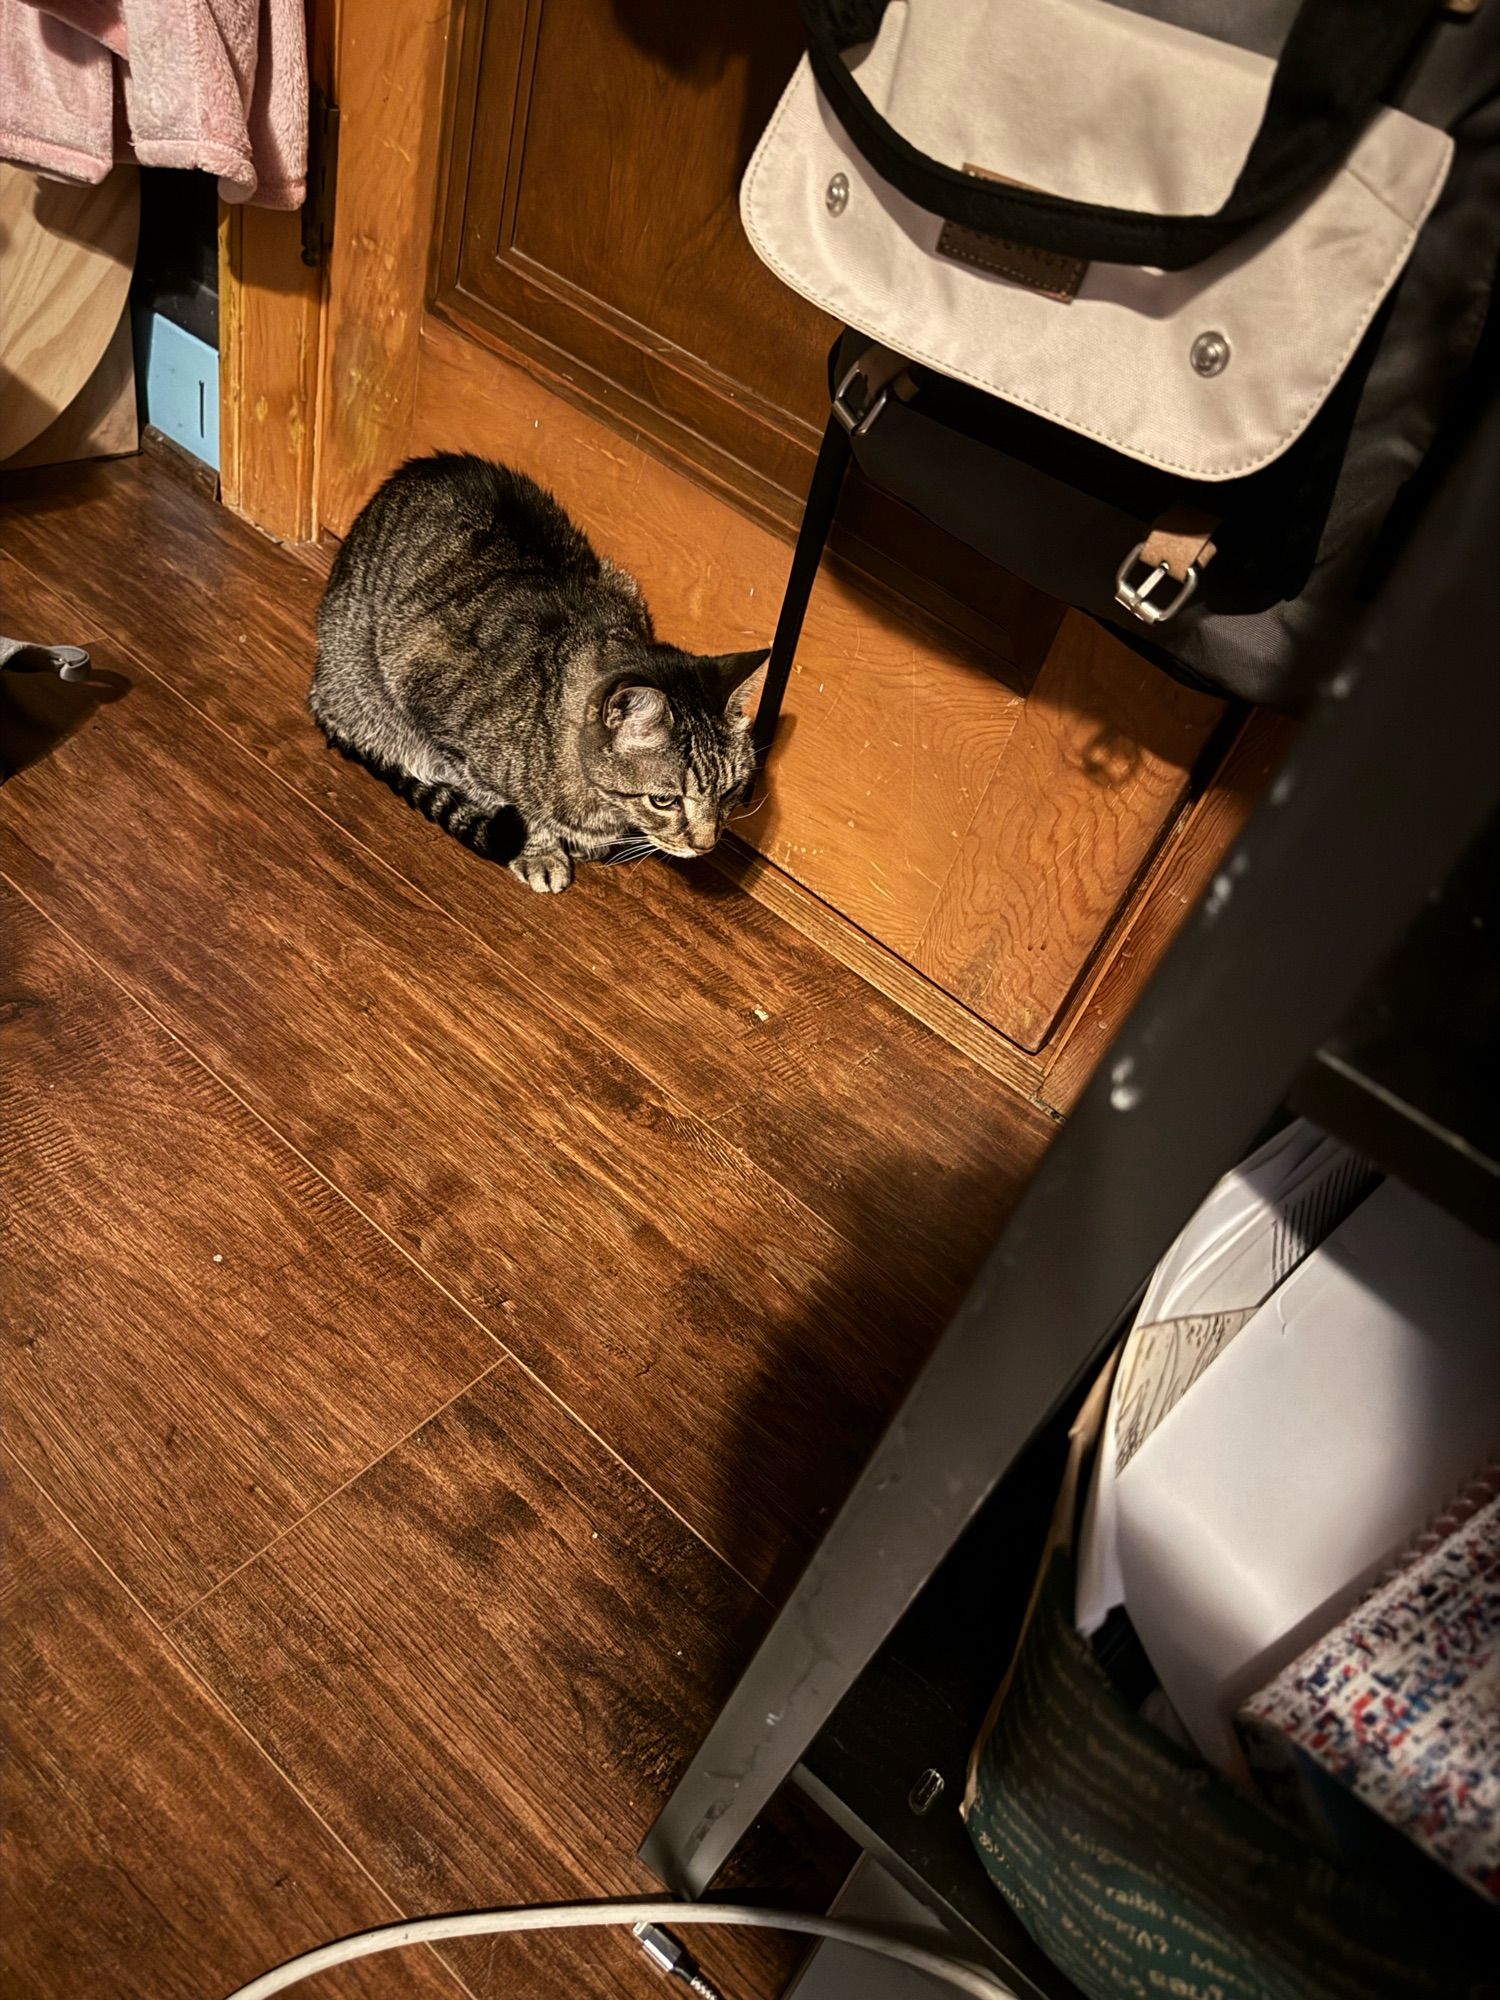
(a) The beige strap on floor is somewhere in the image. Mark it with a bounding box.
[1141,506,1220,581]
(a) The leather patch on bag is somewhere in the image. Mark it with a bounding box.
[937,165,1088,304]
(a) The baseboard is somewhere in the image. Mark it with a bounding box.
[714,836,1050,1106]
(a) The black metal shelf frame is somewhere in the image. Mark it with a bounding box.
[641,391,1500,1988]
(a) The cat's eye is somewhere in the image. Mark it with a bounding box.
[646,793,679,811]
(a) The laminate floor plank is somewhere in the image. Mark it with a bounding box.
[1,885,500,1619]
[172,1367,842,2000]
[0,561,946,1597]
[0,1456,467,2000]
[0,455,1053,1316]
[0,454,1050,2000]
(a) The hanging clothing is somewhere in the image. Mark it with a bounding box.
[0,0,307,208]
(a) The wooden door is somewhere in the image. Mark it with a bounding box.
[312,0,1228,1068]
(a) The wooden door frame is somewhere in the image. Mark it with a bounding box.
[218,0,341,542]
[218,0,450,544]
[219,195,324,542]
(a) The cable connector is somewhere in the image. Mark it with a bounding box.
[631,1921,724,1998]
[634,1923,696,1978]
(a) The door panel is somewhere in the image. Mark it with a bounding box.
[447,0,826,506]
[917,615,1222,1049]
[508,3,817,422]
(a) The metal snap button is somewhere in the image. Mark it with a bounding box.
[1191,330,1231,378]
[825,172,850,216]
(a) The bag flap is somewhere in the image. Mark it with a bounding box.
[742,0,1454,481]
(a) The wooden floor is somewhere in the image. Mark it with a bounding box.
[0,449,1056,2000]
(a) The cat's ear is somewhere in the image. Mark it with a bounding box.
[601,679,674,750]
[712,649,771,731]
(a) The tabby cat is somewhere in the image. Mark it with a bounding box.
[311,453,769,893]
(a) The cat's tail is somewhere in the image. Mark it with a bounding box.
[318,725,525,862]
[393,776,526,863]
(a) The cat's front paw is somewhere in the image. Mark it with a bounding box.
[510,844,574,895]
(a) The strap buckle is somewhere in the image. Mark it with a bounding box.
[1114,544,1201,626]
[832,344,914,438]
[832,361,890,437]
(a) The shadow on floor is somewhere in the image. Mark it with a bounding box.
[710,1146,1018,1612]
[1,655,129,782]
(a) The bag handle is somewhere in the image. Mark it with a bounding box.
[800,0,1437,270]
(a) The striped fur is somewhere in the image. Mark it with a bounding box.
[311,453,767,894]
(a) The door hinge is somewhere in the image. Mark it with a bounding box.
[301,85,340,267]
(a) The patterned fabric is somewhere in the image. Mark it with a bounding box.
[1240,1470,1500,1901]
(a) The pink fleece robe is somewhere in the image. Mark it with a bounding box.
[0,0,306,208]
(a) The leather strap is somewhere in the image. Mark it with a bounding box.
[1142,507,1220,581]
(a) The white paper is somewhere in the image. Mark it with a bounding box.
[1117,1180,1500,1769]
[1076,1121,1377,1636]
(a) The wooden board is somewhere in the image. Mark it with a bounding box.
[0,165,139,461]
[917,613,1222,1050]
[218,204,322,541]
[0,1456,465,2000]
[317,0,452,538]
[1,885,498,1619]
[1038,707,1297,1110]
[1,307,137,472]
[0,452,1054,1333]
[0,547,1048,1603]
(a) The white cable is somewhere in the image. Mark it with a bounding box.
[222,1898,1018,2000]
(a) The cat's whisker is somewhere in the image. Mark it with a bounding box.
[729,794,769,823]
